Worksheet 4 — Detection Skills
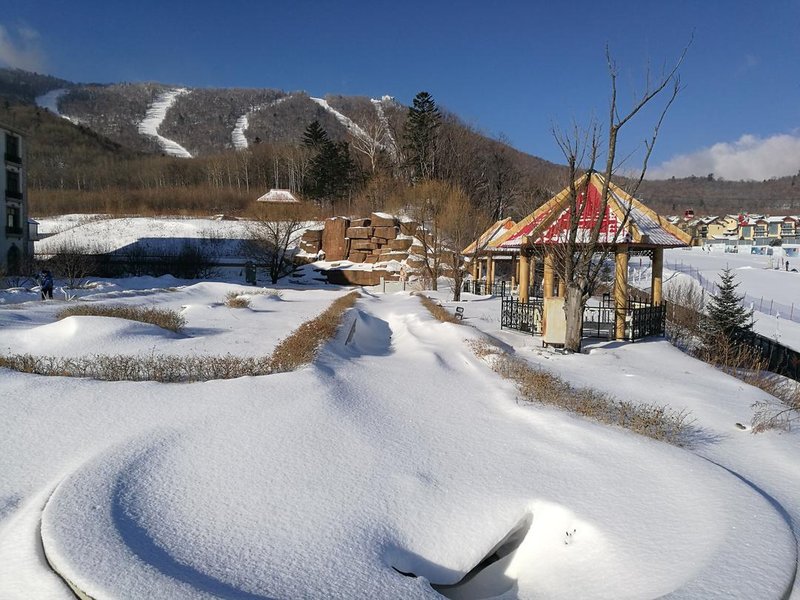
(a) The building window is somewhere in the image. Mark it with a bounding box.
[5,133,21,163]
[6,205,21,234]
[6,169,21,199]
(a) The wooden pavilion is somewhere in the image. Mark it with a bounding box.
[462,217,516,295]
[494,172,693,341]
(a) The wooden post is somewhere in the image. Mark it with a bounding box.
[477,258,484,280]
[511,254,517,290]
[487,255,495,294]
[615,245,629,340]
[543,251,555,298]
[471,256,479,280]
[519,252,530,303]
[651,248,664,305]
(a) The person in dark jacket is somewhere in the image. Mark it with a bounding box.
[39,269,54,300]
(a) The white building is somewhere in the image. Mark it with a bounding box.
[1,123,28,274]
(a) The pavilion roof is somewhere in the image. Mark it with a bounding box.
[496,172,692,250]
[462,217,516,255]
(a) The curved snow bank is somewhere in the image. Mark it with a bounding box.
[138,89,193,158]
[0,488,74,600]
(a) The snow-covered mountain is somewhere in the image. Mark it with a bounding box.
[9,69,405,158]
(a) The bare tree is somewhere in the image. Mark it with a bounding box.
[406,180,489,296]
[551,42,689,352]
[439,187,491,301]
[243,205,306,284]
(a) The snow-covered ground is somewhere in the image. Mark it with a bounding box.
[662,246,800,349]
[138,88,193,158]
[0,218,798,598]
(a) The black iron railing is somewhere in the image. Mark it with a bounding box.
[501,296,544,335]
[501,296,667,342]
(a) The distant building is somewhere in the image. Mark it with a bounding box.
[1,123,28,275]
[256,189,300,203]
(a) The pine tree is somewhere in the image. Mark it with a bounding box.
[403,91,441,181]
[302,122,356,206]
[302,120,330,150]
[703,267,753,339]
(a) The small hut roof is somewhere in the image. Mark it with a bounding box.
[462,218,516,255]
[257,189,300,203]
[497,173,692,249]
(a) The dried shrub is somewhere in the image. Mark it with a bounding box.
[416,293,462,324]
[1,291,358,382]
[0,352,272,382]
[664,280,704,349]
[469,340,693,446]
[752,382,800,432]
[56,304,186,332]
[224,292,251,308]
[267,291,360,373]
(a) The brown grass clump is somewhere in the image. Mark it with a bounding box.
[224,292,251,308]
[469,340,693,446]
[267,291,360,373]
[2,291,359,382]
[57,304,186,332]
[417,294,462,324]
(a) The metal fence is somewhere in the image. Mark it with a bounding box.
[500,297,544,334]
[666,261,800,324]
[501,296,666,342]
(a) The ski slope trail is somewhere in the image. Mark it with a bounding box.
[138,88,193,158]
[310,97,372,143]
[35,89,74,123]
[231,97,289,150]
[371,96,399,162]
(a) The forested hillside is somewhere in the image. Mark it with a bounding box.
[2,67,798,218]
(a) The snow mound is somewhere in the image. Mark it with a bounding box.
[4,316,181,357]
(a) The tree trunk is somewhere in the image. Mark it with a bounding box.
[563,284,584,352]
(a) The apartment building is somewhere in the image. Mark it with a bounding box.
[1,123,28,274]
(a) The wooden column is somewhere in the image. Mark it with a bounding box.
[519,252,530,303]
[471,257,479,280]
[614,245,629,340]
[543,251,555,298]
[477,258,484,280]
[487,255,495,294]
[511,255,517,289]
[557,276,566,298]
[651,248,664,305]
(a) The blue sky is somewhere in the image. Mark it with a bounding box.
[2,0,799,180]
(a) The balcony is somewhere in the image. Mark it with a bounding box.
[5,189,22,200]
[4,152,22,165]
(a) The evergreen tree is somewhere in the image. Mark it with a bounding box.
[302,122,357,207]
[703,267,753,339]
[403,91,441,181]
[302,120,330,150]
